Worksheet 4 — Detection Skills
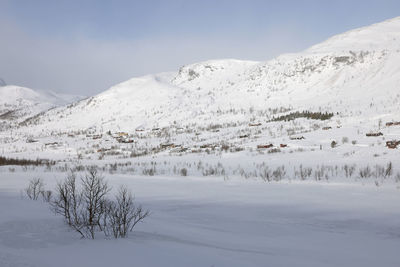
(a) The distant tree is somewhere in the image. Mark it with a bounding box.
[331,140,337,148]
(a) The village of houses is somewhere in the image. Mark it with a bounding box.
[1,112,399,186]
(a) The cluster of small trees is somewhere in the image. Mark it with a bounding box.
[259,166,286,182]
[25,168,149,239]
[0,156,55,166]
[358,162,393,179]
[246,162,397,184]
[271,111,334,122]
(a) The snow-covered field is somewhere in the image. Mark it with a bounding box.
[0,169,400,267]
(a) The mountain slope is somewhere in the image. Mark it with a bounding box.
[19,17,400,134]
[307,16,400,53]
[0,84,85,130]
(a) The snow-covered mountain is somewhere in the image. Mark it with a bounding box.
[18,17,400,133]
[0,84,85,129]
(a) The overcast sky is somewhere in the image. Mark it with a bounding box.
[1,0,399,95]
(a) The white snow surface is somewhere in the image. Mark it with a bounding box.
[0,169,399,267]
[307,16,400,53]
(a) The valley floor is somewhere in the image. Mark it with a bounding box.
[0,169,400,267]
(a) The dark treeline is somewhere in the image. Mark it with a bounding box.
[0,156,55,166]
[271,111,334,122]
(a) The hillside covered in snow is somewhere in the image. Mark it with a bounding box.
[15,17,400,135]
[1,17,400,174]
[0,84,84,130]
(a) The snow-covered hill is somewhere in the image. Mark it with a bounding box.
[19,17,400,134]
[0,17,399,193]
[1,16,399,169]
[0,84,84,130]
[307,16,400,53]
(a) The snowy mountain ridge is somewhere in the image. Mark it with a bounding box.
[18,16,400,134]
[1,16,400,178]
[306,16,400,53]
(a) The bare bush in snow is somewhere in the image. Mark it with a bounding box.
[384,162,393,178]
[272,166,286,181]
[49,169,149,239]
[297,165,312,180]
[41,190,52,202]
[259,166,272,182]
[80,168,111,239]
[343,164,356,178]
[51,171,84,235]
[180,168,188,176]
[102,186,150,238]
[373,164,385,179]
[314,165,326,181]
[395,172,400,183]
[25,177,44,200]
[359,166,372,179]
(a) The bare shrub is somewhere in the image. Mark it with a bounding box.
[373,164,385,179]
[103,186,150,238]
[202,163,225,176]
[80,168,111,239]
[343,164,356,178]
[51,171,82,232]
[142,167,156,176]
[180,168,188,176]
[41,190,52,202]
[395,172,400,183]
[50,169,149,239]
[298,165,312,180]
[384,162,393,178]
[331,140,337,148]
[314,165,326,181]
[268,148,281,154]
[25,178,44,200]
[272,166,286,181]
[359,166,372,179]
[259,166,272,182]
[52,169,110,239]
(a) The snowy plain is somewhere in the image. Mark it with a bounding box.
[0,168,400,267]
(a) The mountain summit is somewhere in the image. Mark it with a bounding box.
[307,16,400,53]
